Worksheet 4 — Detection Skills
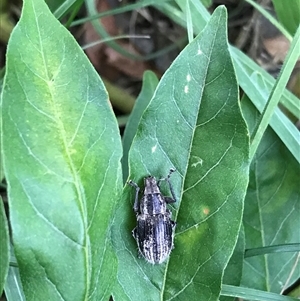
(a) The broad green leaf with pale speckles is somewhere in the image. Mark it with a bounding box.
[159,0,300,163]
[1,0,122,300]
[112,7,249,301]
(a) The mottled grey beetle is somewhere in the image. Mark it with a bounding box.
[128,168,176,264]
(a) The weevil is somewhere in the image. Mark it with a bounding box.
[128,168,177,264]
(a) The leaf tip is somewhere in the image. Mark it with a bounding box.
[213,5,228,19]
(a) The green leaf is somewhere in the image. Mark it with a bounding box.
[112,7,249,300]
[186,0,194,43]
[122,71,159,183]
[221,284,299,301]
[241,97,300,293]
[0,197,9,295]
[53,0,82,19]
[44,0,68,12]
[231,59,300,164]
[0,137,4,183]
[221,227,245,301]
[4,267,26,301]
[0,67,5,182]
[163,0,300,119]
[245,0,292,41]
[157,0,300,163]
[201,0,212,8]
[272,0,300,36]
[249,26,300,160]
[4,246,26,301]
[1,0,122,300]
[245,243,300,258]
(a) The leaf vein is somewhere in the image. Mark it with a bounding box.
[20,181,84,247]
[270,198,298,245]
[33,253,66,301]
[183,131,235,193]
[8,110,71,181]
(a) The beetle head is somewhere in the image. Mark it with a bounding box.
[143,176,160,194]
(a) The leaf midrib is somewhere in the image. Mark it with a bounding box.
[161,12,223,301]
[31,0,90,299]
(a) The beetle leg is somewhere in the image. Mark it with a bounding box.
[137,250,143,258]
[157,168,177,203]
[128,180,140,213]
[164,196,176,204]
[166,168,177,202]
[132,228,142,257]
[132,227,137,239]
[165,168,177,203]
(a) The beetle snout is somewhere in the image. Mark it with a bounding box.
[144,176,156,184]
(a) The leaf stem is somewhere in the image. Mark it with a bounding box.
[186,0,193,43]
[249,26,300,161]
[245,243,300,258]
[221,284,298,301]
